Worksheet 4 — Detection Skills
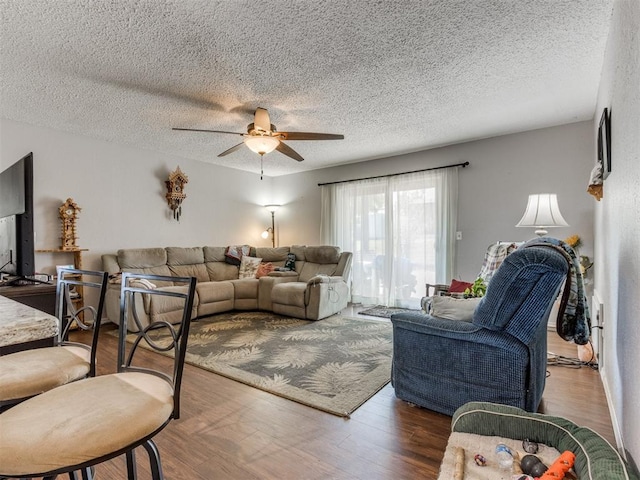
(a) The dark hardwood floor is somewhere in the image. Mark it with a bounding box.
[68,309,614,479]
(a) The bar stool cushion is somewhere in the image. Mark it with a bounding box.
[0,346,90,402]
[0,372,173,476]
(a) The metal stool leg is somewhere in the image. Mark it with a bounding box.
[126,449,138,479]
[143,439,164,480]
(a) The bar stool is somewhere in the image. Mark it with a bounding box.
[0,272,197,480]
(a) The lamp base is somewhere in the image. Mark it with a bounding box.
[535,228,549,236]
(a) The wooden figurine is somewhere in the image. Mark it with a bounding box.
[59,198,81,250]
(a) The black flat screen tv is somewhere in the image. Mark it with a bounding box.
[0,152,36,280]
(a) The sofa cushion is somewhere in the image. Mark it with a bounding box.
[147,285,198,323]
[203,246,227,262]
[166,247,204,266]
[116,248,174,286]
[165,247,208,282]
[195,281,234,304]
[429,296,482,321]
[448,279,473,294]
[239,256,262,279]
[169,263,209,282]
[205,262,239,281]
[271,282,307,308]
[298,263,338,283]
[118,248,167,269]
[304,246,341,264]
[254,246,290,263]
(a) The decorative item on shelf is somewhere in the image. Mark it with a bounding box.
[165,166,188,221]
[59,198,81,250]
[564,234,593,277]
[260,204,280,247]
[516,193,569,236]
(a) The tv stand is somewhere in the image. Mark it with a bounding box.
[0,282,56,315]
[4,276,50,286]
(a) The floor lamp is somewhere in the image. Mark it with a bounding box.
[261,204,280,247]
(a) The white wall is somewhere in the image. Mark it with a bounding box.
[0,117,596,284]
[3,98,616,457]
[593,0,640,467]
[275,121,595,283]
[0,118,276,275]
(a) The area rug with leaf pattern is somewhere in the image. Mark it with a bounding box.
[358,305,419,318]
[124,311,393,417]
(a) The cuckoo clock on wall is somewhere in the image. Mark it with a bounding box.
[165,166,188,221]
[59,198,81,250]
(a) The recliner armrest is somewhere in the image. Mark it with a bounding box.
[306,275,344,286]
[267,271,299,278]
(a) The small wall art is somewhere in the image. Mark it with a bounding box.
[165,166,188,221]
[597,107,611,180]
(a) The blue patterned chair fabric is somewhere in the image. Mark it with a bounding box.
[391,245,570,416]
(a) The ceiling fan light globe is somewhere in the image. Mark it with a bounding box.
[244,135,280,155]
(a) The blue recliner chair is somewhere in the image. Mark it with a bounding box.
[390,245,570,416]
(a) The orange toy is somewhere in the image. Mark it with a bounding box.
[539,451,576,479]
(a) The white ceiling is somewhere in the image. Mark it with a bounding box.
[1,1,613,177]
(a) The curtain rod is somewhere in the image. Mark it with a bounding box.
[317,161,469,186]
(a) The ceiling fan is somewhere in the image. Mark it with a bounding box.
[172,107,344,167]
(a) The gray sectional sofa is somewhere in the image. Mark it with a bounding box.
[101,245,352,331]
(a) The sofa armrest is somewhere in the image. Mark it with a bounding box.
[306,275,343,286]
[304,278,350,320]
[268,271,299,278]
[101,254,121,276]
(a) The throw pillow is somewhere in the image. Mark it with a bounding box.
[255,262,274,278]
[429,295,482,321]
[239,256,262,279]
[449,279,473,293]
[225,245,251,266]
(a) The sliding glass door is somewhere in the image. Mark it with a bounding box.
[321,167,458,309]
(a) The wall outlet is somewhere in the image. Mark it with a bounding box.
[591,292,604,366]
[456,231,463,240]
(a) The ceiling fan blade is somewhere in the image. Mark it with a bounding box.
[218,142,245,157]
[173,127,244,136]
[276,141,304,162]
[254,108,272,132]
[277,132,344,141]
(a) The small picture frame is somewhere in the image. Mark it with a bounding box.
[598,108,612,179]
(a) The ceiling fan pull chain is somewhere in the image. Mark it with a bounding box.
[261,154,264,180]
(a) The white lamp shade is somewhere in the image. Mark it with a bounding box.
[244,135,280,155]
[264,204,280,213]
[516,194,569,234]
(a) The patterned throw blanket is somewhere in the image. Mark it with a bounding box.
[522,237,591,345]
[478,242,520,283]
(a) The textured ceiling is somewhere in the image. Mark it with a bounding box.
[1,1,613,177]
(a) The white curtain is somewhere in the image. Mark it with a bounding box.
[321,167,458,309]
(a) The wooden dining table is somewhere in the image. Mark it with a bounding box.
[0,295,59,355]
